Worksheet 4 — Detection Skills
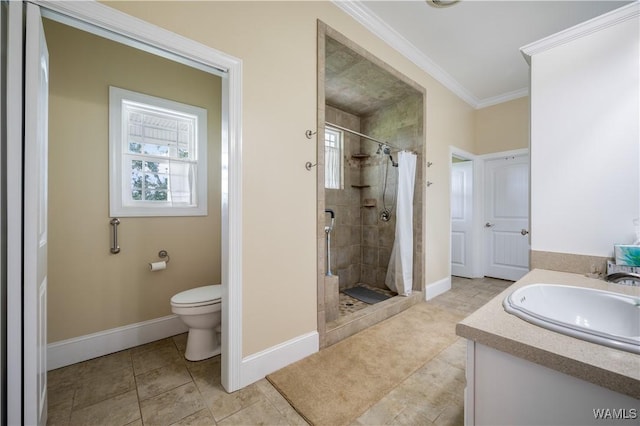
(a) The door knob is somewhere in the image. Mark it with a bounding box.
[485,222,495,228]
[521,229,529,236]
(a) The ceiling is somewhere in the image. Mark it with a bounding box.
[335,0,632,108]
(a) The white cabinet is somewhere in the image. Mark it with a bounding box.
[464,341,639,426]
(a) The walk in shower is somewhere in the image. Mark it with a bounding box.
[317,23,426,348]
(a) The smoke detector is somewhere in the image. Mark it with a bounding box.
[426,0,460,8]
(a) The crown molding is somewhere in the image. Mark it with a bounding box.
[331,0,482,109]
[521,1,639,63]
[332,1,530,109]
[476,87,529,109]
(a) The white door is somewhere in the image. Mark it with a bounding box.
[24,3,49,425]
[451,160,474,278]
[484,155,529,281]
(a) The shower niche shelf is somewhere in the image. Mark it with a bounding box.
[351,184,370,189]
[351,153,370,159]
[362,198,377,208]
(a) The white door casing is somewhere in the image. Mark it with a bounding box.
[484,155,530,281]
[6,1,25,424]
[23,3,49,425]
[26,0,244,393]
[451,160,474,278]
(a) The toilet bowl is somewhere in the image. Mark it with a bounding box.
[171,284,222,361]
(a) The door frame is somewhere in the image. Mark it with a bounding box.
[449,147,530,282]
[7,2,244,422]
[479,148,530,279]
[6,2,26,424]
[449,146,483,279]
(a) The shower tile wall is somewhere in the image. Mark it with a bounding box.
[325,106,362,289]
[361,94,423,291]
[325,94,423,292]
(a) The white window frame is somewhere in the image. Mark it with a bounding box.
[324,126,343,190]
[109,86,208,217]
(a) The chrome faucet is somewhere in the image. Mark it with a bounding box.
[605,272,640,285]
[324,209,335,233]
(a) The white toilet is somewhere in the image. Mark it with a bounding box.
[170,284,222,361]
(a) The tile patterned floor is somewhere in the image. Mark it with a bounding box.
[47,335,306,426]
[353,276,513,425]
[47,276,512,426]
[429,276,513,317]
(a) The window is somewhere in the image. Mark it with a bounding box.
[109,87,207,216]
[324,126,343,189]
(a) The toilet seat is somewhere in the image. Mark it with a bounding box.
[171,284,221,308]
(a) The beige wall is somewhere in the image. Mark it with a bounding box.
[475,96,529,155]
[45,19,222,343]
[104,1,476,356]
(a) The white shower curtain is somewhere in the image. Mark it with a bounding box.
[385,151,417,296]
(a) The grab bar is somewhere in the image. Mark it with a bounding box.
[110,218,121,254]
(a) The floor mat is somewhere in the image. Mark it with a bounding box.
[342,285,391,304]
[266,303,464,426]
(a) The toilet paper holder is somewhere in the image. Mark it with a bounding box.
[149,250,171,271]
[158,250,170,263]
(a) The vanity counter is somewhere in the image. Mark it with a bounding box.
[456,268,640,400]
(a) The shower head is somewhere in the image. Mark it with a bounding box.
[382,146,398,167]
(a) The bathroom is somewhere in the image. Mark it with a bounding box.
[317,25,427,346]
[6,1,639,424]
[44,18,223,366]
[44,7,427,380]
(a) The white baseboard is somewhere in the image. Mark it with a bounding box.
[239,331,319,388]
[425,276,451,301]
[49,315,319,391]
[47,314,188,371]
